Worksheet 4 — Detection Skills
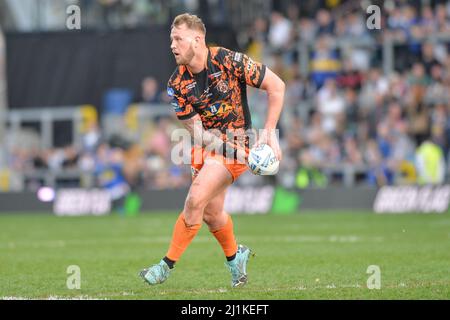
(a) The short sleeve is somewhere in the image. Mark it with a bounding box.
[166,84,196,120]
[218,47,266,88]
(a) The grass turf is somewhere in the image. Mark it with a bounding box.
[0,211,449,299]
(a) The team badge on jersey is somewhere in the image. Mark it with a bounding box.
[216,80,229,94]
[167,87,174,97]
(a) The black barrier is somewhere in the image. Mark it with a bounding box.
[298,187,379,210]
[2,186,448,214]
[6,27,239,110]
[0,187,375,214]
[139,188,188,211]
[0,192,53,212]
[6,28,172,109]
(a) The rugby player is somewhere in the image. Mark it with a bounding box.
[140,13,285,287]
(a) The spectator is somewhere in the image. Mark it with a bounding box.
[424,64,448,105]
[245,17,269,63]
[268,11,292,51]
[298,17,317,44]
[343,134,363,165]
[407,62,431,105]
[336,59,363,90]
[81,122,101,154]
[359,68,389,111]
[406,102,430,146]
[140,76,162,104]
[365,139,393,186]
[310,35,341,88]
[431,103,448,152]
[316,78,345,134]
[420,42,442,76]
[316,9,334,36]
[94,143,130,213]
[415,139,446,185]
[436,4,450,33]
[420,6,437,35]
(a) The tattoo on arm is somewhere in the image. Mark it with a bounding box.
[181,115,223,150]
[181,115,243,159]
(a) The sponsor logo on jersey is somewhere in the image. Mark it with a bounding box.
[210,103,219,114]
[211,71,223,78]
[186,82,197,90]
[246,58,255,71]
[234,52,243,62]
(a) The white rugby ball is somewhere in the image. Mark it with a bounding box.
[247,144,280,175]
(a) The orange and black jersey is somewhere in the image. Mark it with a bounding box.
[167,47,266,133]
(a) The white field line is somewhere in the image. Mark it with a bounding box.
[154,280,449,296]
[155,284,361,295]
[1,295,107,300]
[2,280,448,300]
[0,235,385,249]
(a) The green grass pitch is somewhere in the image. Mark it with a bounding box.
[0,211,449,299]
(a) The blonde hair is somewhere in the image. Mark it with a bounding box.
[171,13,206,35]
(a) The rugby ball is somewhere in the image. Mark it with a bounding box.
[247,144,280,175]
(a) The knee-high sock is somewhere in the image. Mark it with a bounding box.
[210,214,238,257]
[166,213,202,262]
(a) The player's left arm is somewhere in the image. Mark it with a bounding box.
[258,67,285,161]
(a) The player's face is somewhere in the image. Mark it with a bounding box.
[170,25,195,65]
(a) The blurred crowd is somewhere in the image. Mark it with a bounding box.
[7,113,191,192]
[242,0,450,188]
[4,0,450,193]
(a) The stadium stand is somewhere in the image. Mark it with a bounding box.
[1,0,450,194]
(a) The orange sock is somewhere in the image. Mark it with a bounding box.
[166,213,202,262]
[210,214,238,258]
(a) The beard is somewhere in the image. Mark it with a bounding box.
[175,43,195,65]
